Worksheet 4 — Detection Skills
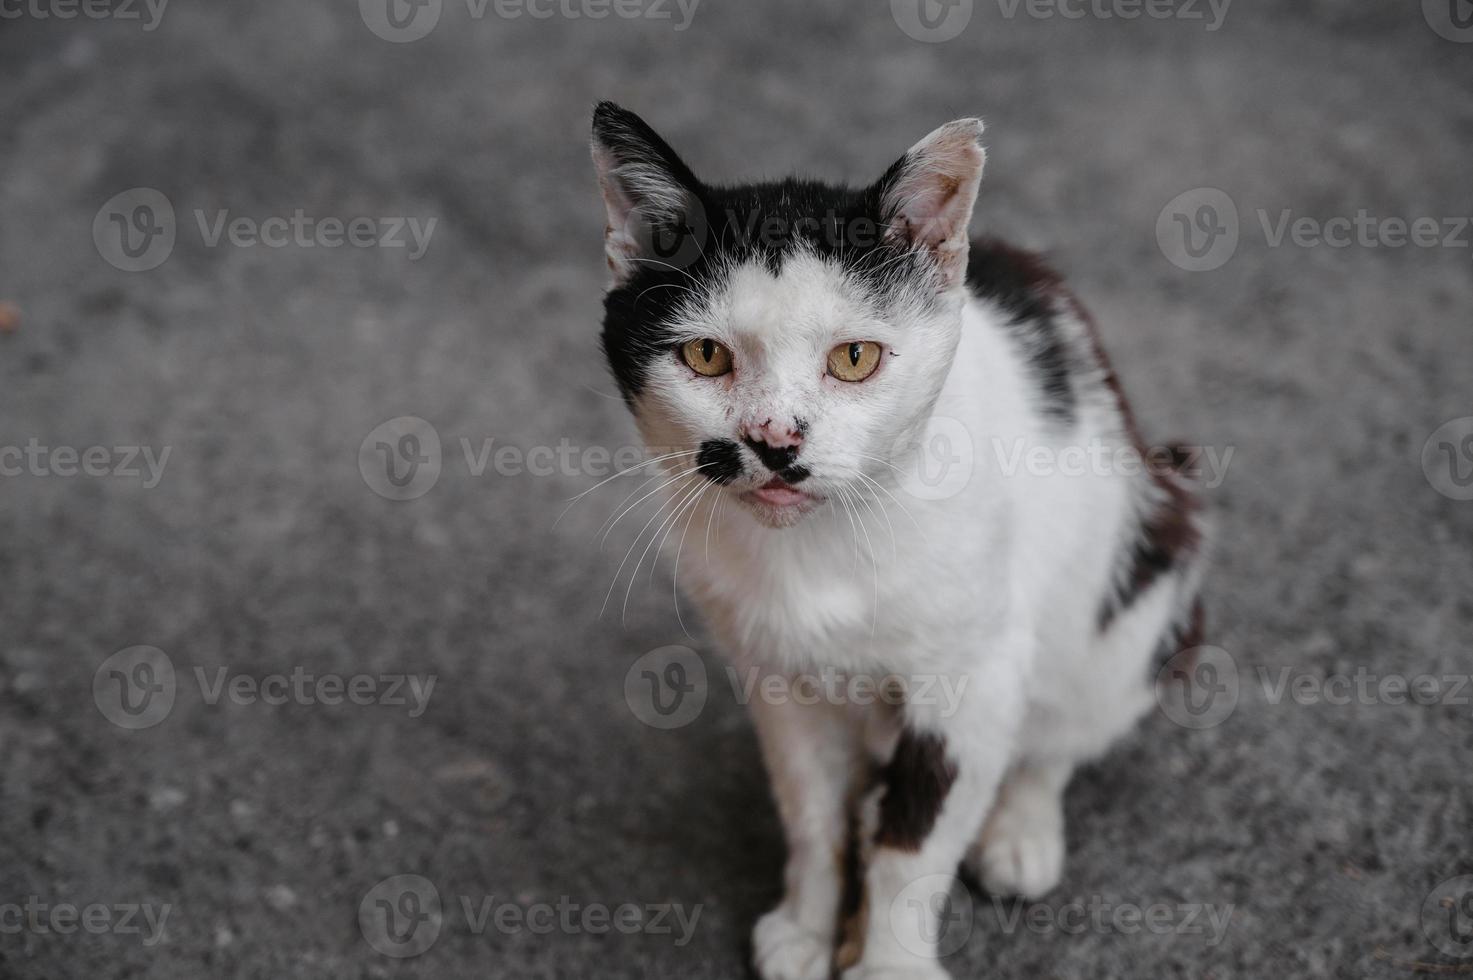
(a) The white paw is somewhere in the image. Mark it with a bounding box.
[753,907,832,980]
[970,822,1065,899]
[841,960,952,980]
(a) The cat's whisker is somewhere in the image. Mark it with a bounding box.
[650,471,709,586]
[630,255,704,288]
[595,471,667,543]
[556,449,701,529]
[600,467,701,549]
[852,469,922,545]
[624,472,709,626]
[837,484,881,636]
[671,480,714,639]
[599,472,698,619]
[703,479,723,565]
[849,477,899,562]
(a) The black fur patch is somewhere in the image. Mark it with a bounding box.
[742,438,798,474]
[695,439,743,485]
[874,729,958,852]
[965,238,1077,426]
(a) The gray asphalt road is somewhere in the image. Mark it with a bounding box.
[2,1,1471,977]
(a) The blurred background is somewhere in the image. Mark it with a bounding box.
[1,1,1471,977]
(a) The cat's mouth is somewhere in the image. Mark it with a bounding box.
[746,476,812,507]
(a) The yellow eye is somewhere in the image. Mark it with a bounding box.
[681,339,733,377]
[827,341,882,382]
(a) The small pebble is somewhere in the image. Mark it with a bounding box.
[264,885,298,911]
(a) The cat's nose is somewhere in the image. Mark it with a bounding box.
[740,417,804,450]
[740,418,806,475]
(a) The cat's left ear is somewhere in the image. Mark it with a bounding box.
[590,101,704,285]
[875,118,987,290]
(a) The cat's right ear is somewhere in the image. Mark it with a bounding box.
[590,102,703,285]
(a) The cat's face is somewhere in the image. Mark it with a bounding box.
[591,103,985,528]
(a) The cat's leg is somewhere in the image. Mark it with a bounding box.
[749,686,867,980]
[844,663,1023,980]
[965,758,1072,899]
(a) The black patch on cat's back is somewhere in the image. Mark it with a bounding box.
[965,238,1077,425]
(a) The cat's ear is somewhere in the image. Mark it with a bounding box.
[591,102,704,285]
[875,118,986,290]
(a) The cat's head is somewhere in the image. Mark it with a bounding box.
[591,102,985,528]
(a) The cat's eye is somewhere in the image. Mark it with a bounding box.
[827,341,882,383]
[681,339,733,377]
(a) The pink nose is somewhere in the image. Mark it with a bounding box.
[740,417,804,449]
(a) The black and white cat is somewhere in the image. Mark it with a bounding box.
[590,102,1208,980]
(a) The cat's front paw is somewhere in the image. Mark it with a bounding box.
[840,960,952,980]
[752,907,832,980]
[969,821,1065,900]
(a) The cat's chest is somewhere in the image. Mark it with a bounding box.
[692,533,925,667]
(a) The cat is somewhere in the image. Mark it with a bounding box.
[589,101,1208,980]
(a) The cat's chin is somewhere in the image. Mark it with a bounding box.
[737,488,823,528]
